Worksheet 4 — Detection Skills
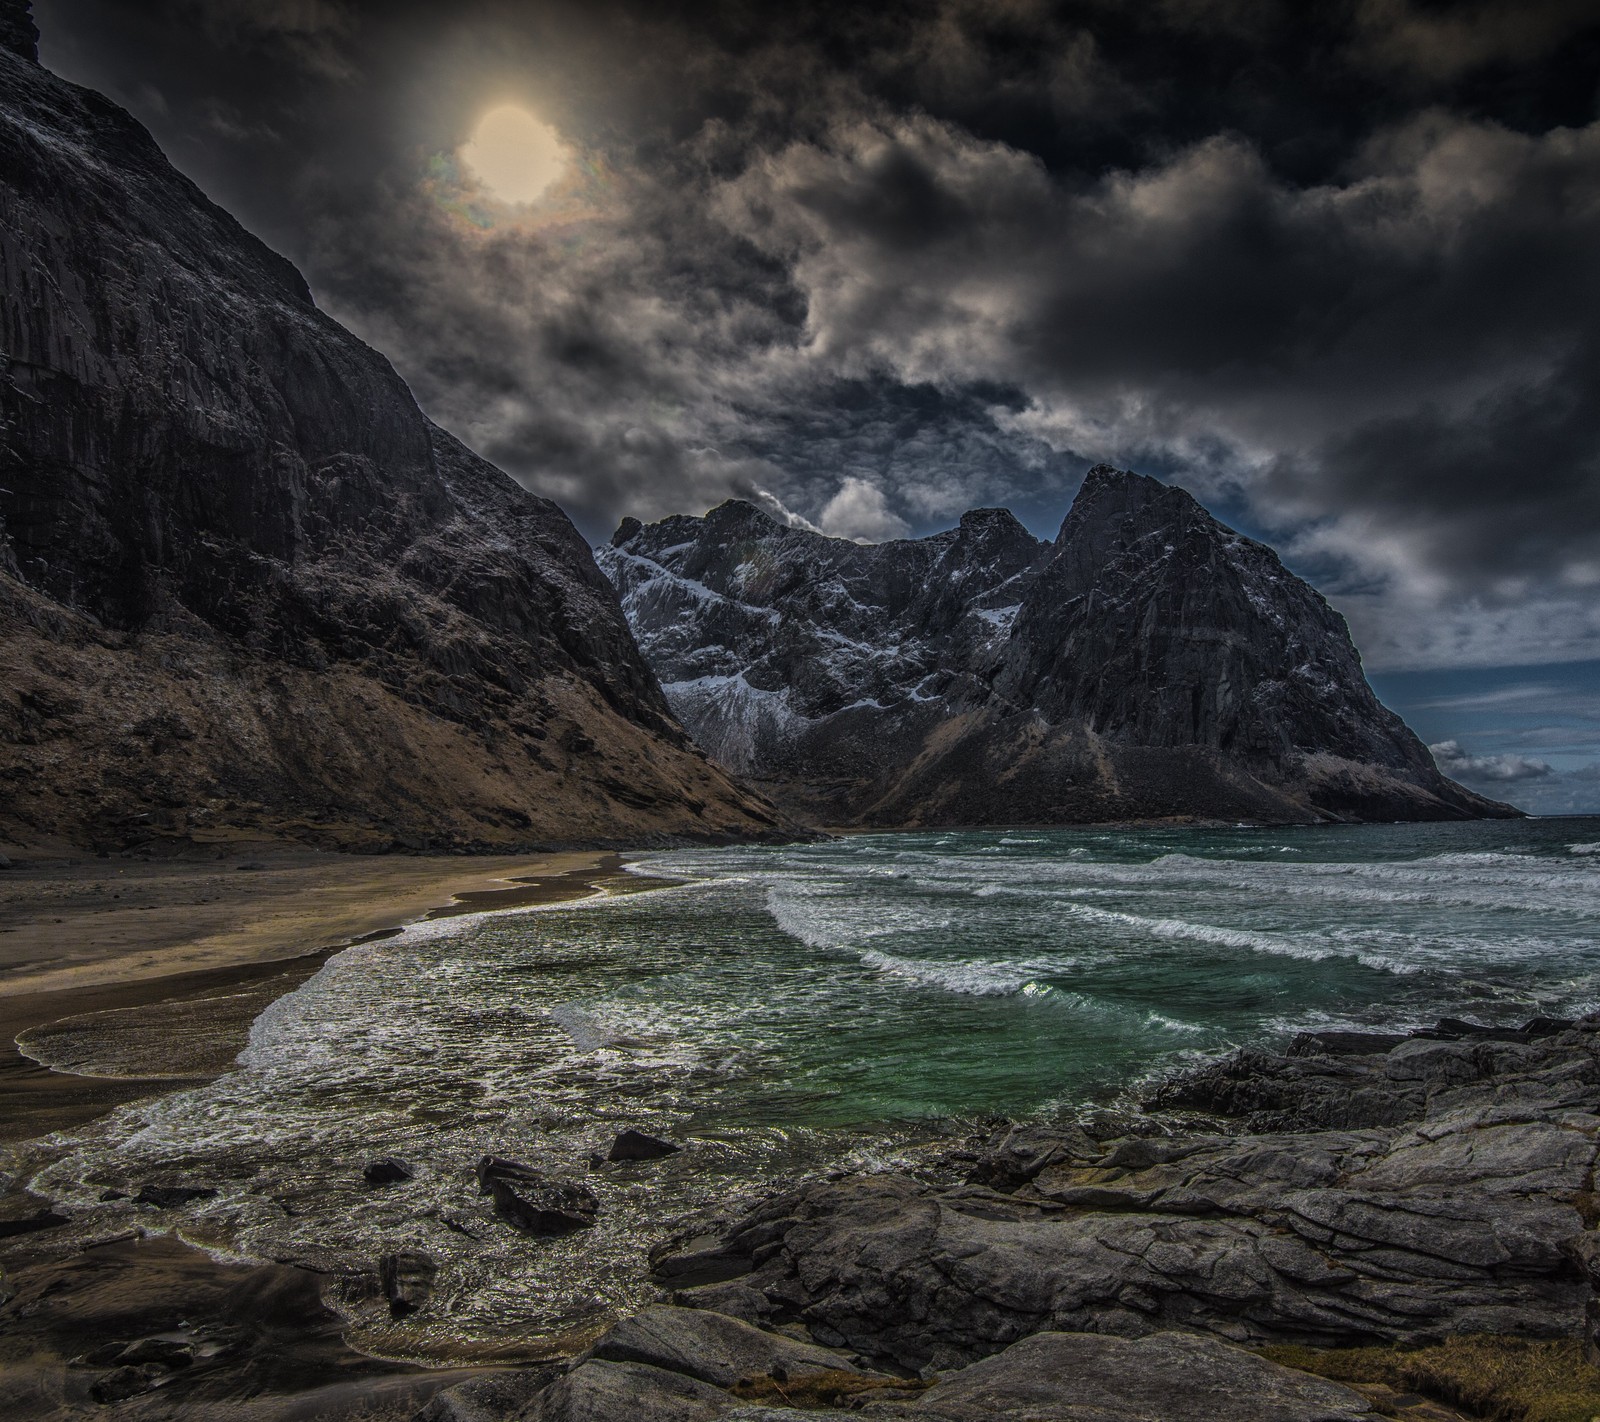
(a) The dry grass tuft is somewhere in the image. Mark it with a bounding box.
[1261,1336,1600,1422]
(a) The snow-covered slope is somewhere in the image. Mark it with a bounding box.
[599,468,1516,827]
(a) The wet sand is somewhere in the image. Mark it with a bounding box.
[0,1232,496,1421]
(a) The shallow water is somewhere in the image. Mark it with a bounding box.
[7,818,1599,1358]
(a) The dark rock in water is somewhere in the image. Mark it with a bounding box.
[0,1206,68,1237]
[0,37,780,853]
[477,1156,599,1235]
[363,1157,413,1186]
[378,1250,437,1317]
[489,1176,600,1237]
[475,1155,542,1194]
[609,1129,681,1162]
[600,470,1518,827]
[132,1185,217,1208]
[1286,1030,1410,1057]
[1412,1015,1573,1043]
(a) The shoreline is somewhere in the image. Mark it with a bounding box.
[0,849,651,1141]
[0,846,672,1420]
[3,831,1595,1419]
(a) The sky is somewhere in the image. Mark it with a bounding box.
[35,0,1600,812]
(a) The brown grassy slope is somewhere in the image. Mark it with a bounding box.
[0,574,780,853]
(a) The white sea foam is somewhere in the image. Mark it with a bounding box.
[856,948,1074,996]
[1057,902,1423,974]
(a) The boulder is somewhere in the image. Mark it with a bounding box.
[415,1366,556,1422]
[538,1359,733,1422]
[860,1330,1373,1421]
[90,1364,169,1404]
[585,1306,862,1389]
[365,1158,414,1186]
[478,1157,599,1236]
[609,1130,681,1163]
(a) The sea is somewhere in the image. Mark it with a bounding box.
[8,818,1600,1360]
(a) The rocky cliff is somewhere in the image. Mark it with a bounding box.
[600,469,1514,827]
[0,19,779,853]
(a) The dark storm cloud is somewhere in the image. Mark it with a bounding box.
[33,0,1600,668]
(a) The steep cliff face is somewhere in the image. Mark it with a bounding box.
[597,502,1045,822]
[602,468,1516,827]
[0,31,779,852]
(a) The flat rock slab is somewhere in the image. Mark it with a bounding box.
[520,1328,1375,1422]
[859,1331,1373,1421]
[537,1359,734,1422]
[585,1304,862,1389]
[654,1022,1600,1367]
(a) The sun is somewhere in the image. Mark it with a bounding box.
[460,105,569,206]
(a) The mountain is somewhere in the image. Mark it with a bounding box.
[598,469,1517,826]
[0,14,780,853]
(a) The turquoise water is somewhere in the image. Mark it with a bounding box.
[637,817,1600,1124]
[12,818,1599,1354]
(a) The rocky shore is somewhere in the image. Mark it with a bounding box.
[6,1011,1597,1419]
[410,1013,1600,1421]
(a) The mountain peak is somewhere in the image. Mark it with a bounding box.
[599,465,1513,827]
[1061,463,1202,534]
[704,498,779,532]
[958,506,1029,534]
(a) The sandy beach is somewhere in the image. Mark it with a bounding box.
[0,847,638,1140]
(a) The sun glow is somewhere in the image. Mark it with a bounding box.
[460,105,569,205]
